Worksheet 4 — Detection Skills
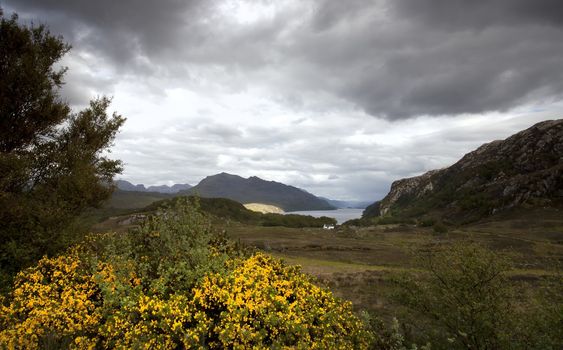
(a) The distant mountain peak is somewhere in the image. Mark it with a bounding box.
[184,173,334,211]
[115,180,192,194]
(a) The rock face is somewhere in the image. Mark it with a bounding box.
[183,173,335,212]
[378,170,440,216]
[365,119,563,221]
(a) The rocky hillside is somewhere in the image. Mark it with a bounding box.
[182,173,334,212]
[364,119,563,222]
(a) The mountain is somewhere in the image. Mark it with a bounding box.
[363,119,563,222]
[146,183,192,193]
[115,180,147,192]
[115,180,191,194]
[182,173,335,212]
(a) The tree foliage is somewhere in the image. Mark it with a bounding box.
[0,11,125,285]
[396,242,513,349]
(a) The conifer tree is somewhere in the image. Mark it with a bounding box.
[0,10,125,286]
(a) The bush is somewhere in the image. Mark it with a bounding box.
[0,253,370,349]
[396,242,514,348]
[0,200,370,349]
[189,253,370,349]
[0,251,103,348]
[393,242,563,349]
[432,221,448,234]
[417,217,436,227]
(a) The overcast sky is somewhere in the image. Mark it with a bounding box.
[5,0,563,201]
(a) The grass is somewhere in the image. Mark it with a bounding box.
[224,210,562,316]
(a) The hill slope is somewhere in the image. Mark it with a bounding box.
[183,173,334,212]
[142,196,336,228]
[364,119,563,222]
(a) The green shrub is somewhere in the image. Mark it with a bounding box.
[394,242,563,349]
[432,221,448,234]
[418,217,436,227]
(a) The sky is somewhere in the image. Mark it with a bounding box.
[4,0,563,201]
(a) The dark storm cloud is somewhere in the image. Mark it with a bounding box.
[293,0,563,118]
[7,0,563,119]
[393,0,563,29]
[9,0,209,69]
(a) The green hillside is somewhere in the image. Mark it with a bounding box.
[144,196,336,228]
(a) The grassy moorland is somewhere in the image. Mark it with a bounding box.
[227,209,562,309]
[93,203,563,346]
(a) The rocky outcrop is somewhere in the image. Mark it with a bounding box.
[379,170,440,215]
[365,119,563,221]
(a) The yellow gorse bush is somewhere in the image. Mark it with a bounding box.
[0,202,371,349]
[190,253,370,349]
[0,251,370,349]
[0,250,103,349]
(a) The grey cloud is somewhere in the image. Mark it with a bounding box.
[291,0,563,118]
[392,0,563,30]
[8,0,563,119]
[11,0,207,63]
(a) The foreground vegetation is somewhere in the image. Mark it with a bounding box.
[80,203,563,349]
[225,208,563,349]
[0,200,368,349]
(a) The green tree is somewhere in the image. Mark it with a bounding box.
[0,10,125,286]
[396,242,514,349]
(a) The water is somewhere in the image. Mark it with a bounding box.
[285,208,364,224]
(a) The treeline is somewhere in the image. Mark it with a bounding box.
[261,213,335,228]
[343,215,449,233]
[146,196,337,228]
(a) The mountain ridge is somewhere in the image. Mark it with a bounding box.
[115,180,192,194]
[182,172,335,212]
[363,119,563,222]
